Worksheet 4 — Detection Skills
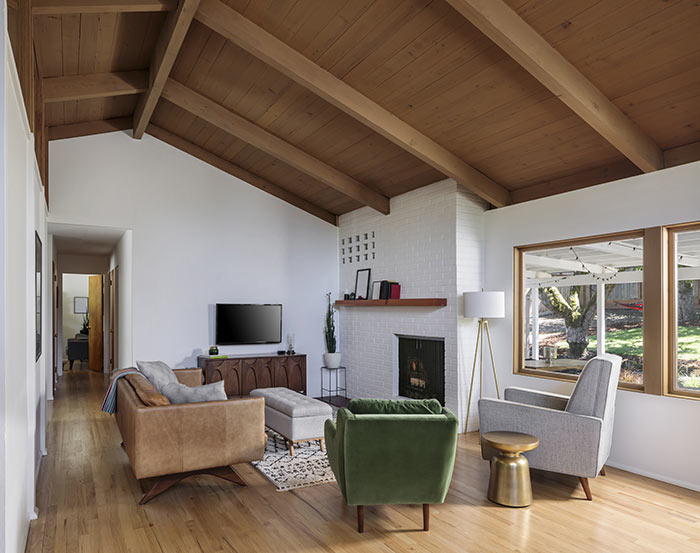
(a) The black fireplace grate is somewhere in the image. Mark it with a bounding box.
[398,337,445,406]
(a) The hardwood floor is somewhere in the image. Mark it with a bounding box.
[27,370,700,553]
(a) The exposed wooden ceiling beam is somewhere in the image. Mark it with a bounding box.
[664,140,700,169]
[445,0,664,173]
[43,71,148,103]
[512,139,700,204]
[194,0,510,208]
[33,0,176,15]
[133,0,200,139]
[147,124,337,226]
[49,117,132,141]
[511,161,640,204]
[16,0,34,131]
[162,78,390,214]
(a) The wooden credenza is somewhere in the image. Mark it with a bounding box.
[197,354,307,397]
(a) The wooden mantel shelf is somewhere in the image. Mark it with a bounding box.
[334,298,447,307]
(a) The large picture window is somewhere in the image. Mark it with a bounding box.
[515,222,700,400]
[669,225,700,397]
[515,232,644,388]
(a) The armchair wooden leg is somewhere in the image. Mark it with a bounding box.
[600,467,606,476]
[138,466,246,505]
[319,438,325,452]
[357,505,365,533]
[423,504,430,531]
[579,477,593,500]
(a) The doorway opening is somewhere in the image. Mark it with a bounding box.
[62,273,105,372]
[49,223,131,381]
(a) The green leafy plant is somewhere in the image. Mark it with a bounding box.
[324,292,337,353]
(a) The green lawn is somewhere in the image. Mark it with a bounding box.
[556,325,700,360]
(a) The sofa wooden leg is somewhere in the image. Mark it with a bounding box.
[579,477,593,500]
[599,467,606,476]
[319,438,325,452]
[289,442,295,456]
[357,505,364,533]
[207,465,247,487]
[423,504,430,531]
[138,466,247,505]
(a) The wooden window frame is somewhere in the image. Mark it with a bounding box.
[514,222,700,401]
[666,221,700,400]
[513,229,648,393]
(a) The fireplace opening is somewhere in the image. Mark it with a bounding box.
[398,336,445,405]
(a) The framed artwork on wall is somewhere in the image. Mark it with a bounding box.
[74,296,89,314]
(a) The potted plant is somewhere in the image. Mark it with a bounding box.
[323,292,341,368]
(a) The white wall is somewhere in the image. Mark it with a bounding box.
[2,32,49,553]
[0,18,7,551]
[484,161,700,491]
[61,273,90,356]
[457,188,487,430]
[338,180,486,430]
[110,230,132,369]
[49,132,338,395]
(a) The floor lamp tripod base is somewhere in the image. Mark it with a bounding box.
[464,318,500,433]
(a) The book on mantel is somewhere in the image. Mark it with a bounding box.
[379,280,399,300]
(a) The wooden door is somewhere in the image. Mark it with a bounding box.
[206,359,242,397]
[287,356,306,394]
[273,358,290,388]
[256,358,275,389]
[88,275,103,372]
[52,262,58,392]
[241,359,259,395]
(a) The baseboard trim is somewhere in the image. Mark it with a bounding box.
[606,461,700,493]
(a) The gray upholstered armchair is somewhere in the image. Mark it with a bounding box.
[478,354,621,500]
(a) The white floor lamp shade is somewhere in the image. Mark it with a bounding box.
[463,291,505,319]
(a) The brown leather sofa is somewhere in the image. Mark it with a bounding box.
[115,368,266,504]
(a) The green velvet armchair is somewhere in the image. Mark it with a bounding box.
[324,399,458,533]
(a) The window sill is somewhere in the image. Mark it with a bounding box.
[665,390,700,401]
[515,367,644,392]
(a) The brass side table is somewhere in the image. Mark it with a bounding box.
[482,431,539,507]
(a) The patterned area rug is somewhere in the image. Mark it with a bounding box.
[252,430,336,491]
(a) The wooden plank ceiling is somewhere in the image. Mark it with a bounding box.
[30,0,700,223]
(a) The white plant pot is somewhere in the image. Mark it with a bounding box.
[323,352,342,369]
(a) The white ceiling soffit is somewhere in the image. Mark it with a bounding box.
[49,222,126,256]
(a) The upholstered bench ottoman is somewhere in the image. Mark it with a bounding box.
[250,387,332,456]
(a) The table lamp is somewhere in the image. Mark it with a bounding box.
[463,290,505,433]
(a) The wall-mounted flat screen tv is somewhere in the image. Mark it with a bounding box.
[215,303,282,345]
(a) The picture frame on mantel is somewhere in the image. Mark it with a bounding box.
[371,281,382,300]
[354,268,371,300]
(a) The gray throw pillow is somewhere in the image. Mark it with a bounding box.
[136,360,178,394]
[161,380,227,404]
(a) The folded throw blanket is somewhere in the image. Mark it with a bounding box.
[101,368,141,414]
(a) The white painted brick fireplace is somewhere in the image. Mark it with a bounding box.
[337,179,486,431]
